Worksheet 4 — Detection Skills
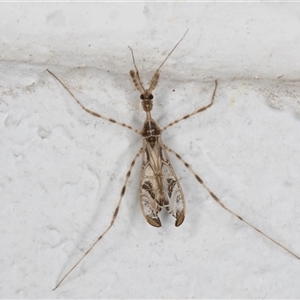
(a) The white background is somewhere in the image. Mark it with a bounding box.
[1,2,300,299]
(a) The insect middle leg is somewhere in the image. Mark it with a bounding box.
[161,80,218,132]
[47,69,140,135]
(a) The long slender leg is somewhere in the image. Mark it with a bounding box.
[53,147,144,290]
[164,144,300,260]
[161,80,218,132]
[47,69,140,135]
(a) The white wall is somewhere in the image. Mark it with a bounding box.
[1,2,300,298]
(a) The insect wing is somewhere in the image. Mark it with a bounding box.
[161,147,186,226]
[139,138,186,227]
[140,141,163,227]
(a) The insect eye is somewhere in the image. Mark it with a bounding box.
[140,94,145,100]
[149,94,153,100]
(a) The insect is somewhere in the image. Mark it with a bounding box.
[48,30,299,290]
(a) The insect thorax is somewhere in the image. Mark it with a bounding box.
[141,118,161,148]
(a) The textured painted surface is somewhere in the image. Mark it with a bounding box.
[1,2,300,298]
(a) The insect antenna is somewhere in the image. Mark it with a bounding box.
[128,46,145,94]
[129,29,189,95]
[156,29,189,73]
[148,29,189,93]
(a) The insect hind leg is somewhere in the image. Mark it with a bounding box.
[53,147,144,290]
[164,144,300,260]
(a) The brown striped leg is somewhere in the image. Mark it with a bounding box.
[164,144,300,260]
[47,69,140,135]
[53,147,144,290]
[161,80,218,132]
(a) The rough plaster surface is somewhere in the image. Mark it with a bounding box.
[1,2,300,299]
